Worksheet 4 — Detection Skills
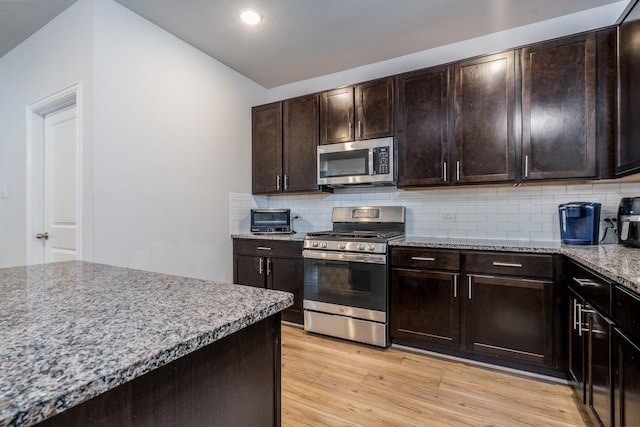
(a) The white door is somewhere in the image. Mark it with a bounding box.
[40,106,77,262]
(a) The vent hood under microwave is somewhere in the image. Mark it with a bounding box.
[317,137,396,187]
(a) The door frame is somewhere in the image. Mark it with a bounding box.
[26,83,84,264]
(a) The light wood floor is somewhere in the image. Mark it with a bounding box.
[281,325,588,427]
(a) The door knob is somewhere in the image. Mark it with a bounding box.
[36,232,49,240]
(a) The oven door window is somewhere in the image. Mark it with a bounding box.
[319,149,369,178]
[304,257,386,312]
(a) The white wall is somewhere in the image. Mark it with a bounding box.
[0,0,94,268]
[91,0,266,281]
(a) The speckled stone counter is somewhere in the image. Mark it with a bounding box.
[391,236,563,253]
[391,236,640,294]
[231,232,306,241]
[0,261,293,427]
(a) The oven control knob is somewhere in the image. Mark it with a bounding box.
[339,243,346,250]
[358,244,365,251]
[321,242,327,248]
[368,244,376,251]
[312,241,318,248]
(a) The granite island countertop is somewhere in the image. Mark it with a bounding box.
[0,261,293,427]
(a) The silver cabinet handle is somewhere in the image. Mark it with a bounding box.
[358,120,363,139]
[572,277,599,287]
[266,258,272,275]
[468,276,472,300]
[454,274,458,298]
[524,155,529,179]
[284,174,288,190]
[456,161,460,182]
[259,258,264,275]
[443,161,447,182]
[577,303,583,336]
[276,175,281,190]
[349,122,353,139]
[257,246,272,251]
[36,232,49,240]
[411,256,435,262]
[492,262,522,268]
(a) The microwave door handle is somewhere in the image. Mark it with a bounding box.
[369,149,375,175]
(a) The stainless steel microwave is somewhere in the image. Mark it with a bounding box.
[317,137,396,187]
[250,208,293,234]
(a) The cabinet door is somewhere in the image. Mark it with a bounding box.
[252,102,282,194]
[615,329,640,427]
[320,87,354,144]
[587,308,614,427]
[283,94,319,193]
[568,289,586,404]
[234,255,265,288]
[267,257,304,324]
[397,66,451,187]
[521,33,596,180]
[454,51,516,183]
[618,9,640,176]
[466,274,552,365]
[355,78,394,140]
[391,268,460,349]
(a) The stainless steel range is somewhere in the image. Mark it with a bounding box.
[302,206,405,347]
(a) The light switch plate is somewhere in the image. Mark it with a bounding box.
[0,184,7,199]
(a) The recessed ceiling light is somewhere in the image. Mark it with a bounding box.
[239,8,262,26]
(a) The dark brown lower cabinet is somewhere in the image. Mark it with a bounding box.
[391,268,460,349]
[586,307,614,427]
[615,329,640,427]
[390,249,561,376]
[466,274,553,366]
[233,239,304,324]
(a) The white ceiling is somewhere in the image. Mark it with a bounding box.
[0,0,628,88]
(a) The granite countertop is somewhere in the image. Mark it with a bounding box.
[0,261,293,427]
[231,233,306,241]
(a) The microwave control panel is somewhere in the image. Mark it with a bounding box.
[374,147,390,175]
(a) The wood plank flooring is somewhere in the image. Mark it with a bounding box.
[281,325,589,427]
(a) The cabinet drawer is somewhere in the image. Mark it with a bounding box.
[233,239,302,258]
[567,261,612,317]
[616,285,640,344]
[391,248,459,270]
[465,252,553,278]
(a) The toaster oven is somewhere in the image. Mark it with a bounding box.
[250,208,293,234]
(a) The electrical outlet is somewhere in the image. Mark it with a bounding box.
[441,213,456,223]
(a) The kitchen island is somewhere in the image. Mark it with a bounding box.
[0,261,293,427]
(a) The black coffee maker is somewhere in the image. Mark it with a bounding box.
[618,197,640,247]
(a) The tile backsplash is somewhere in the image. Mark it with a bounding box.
[230,181,640,242]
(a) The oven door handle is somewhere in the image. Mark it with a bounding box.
[302,249,387,264]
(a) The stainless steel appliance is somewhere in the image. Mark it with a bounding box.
[302,206,405,347]
[250,208,294,234]
[618,197,640,247]
[317,137,396,187]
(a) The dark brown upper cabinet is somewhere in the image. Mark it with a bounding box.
[521,30,615,181]
[252,94,320,194]
[283,94,320,192]
[618,2,640,177]
[320,78,393,144]
[396,65,452,187]
[252,102,282,194]
[454,51,517,184]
